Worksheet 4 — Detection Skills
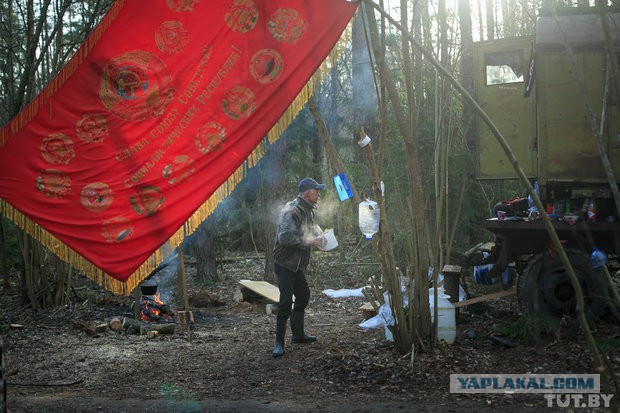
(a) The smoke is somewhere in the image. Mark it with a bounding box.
[266,197,287,229]
[315,191,340,230]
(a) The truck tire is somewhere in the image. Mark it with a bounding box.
[517,249,607,323]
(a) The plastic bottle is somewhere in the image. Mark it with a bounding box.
[546,190,554,214]
[546,202,553,214]
[591,247,608,269]
[586,195,596,222]
[527,181,539,218]
[358,199,380,240]
[527,181,539,209]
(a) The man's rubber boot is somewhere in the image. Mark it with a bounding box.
[272,319,287,357]
[290,310,316,344]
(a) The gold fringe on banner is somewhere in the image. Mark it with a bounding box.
[0,22,352,296]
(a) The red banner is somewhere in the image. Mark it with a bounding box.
[0,0,356,289]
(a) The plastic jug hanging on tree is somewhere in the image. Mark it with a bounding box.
[359,199,380,240]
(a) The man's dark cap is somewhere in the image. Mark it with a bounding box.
[298,177,325,193]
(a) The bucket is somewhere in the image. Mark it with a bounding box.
[321,229,338,251]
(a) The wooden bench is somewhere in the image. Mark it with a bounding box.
[238,280,280,303]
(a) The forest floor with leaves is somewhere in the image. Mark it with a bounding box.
[1,249,619,413]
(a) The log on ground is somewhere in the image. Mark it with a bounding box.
[121,317,176,335]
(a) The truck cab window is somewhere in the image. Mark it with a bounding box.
[484,49,525,85]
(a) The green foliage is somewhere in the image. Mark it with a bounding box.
[495,313,559,341]
[596,337,620,355]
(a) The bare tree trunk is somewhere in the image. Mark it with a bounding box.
[431,0,452,343]
[457,0,477,258]
[54,257,70,306]
[476,0,484,41]
[262,139,286,283]
[193,222,220,284]
[20,234,38,309]
[36,245,52,307]
[459,0,474,142]
[1,1,15,122]
[485,0,495,40]
[365,3,431,353]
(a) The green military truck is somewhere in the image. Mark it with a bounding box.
[472,7,620,321]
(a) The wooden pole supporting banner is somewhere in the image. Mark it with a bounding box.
[178,246,190,312]
[177,246,193,342]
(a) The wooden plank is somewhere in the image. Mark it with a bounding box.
[441,264,462,274]
[360,288,516,310]
[454,288,516,308]
[239,280,280,303]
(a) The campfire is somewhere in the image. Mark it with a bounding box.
[140,292,174,322]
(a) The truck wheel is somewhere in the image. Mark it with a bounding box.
[518,249,607,323]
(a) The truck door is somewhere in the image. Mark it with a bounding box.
[474,38,536,180]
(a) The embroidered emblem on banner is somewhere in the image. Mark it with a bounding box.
[100,51,175,121]
[195,122,227,154]
[102,216,133,243]
[222,85,256,120]
[41,134,75,165]
[225,0,259,33]
[76,113,109,143]
[81,182,114,212]
[166,0,199,13]
[156,21,190,54]
[130,186,165,216]
[269,8,306,44]
[250,49,283,84]
[36,170,71,199]
[162,155,195,185]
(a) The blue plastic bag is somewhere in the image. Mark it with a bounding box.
[334,172,353,202]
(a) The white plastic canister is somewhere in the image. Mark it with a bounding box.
[428,288,456,344]
[358,199,380,239]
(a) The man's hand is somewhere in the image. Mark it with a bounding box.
[305,236,325,248]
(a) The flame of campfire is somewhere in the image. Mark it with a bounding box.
[140,292,173,322]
